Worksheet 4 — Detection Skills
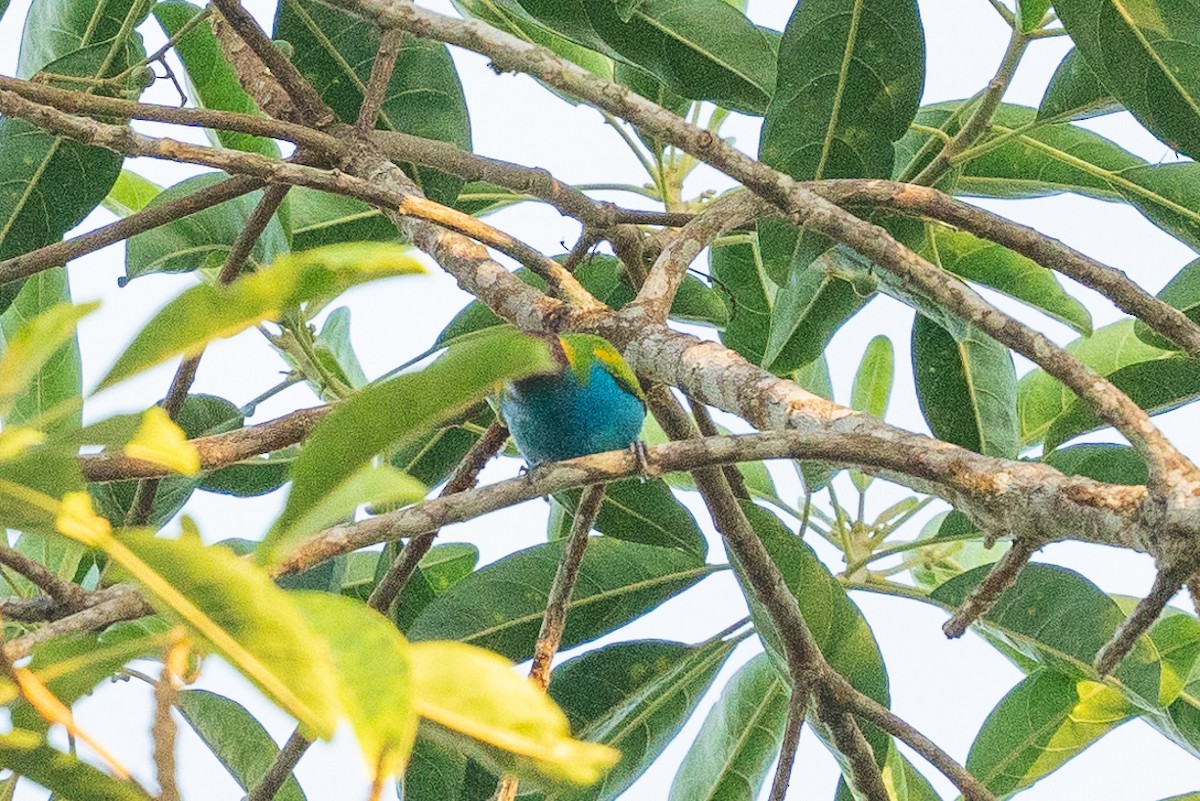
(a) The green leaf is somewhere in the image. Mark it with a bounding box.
[99,530,342,738]
[411,641,619,789]
[758,0,924,282]
[0,3,147,312]
[314,306,368,390]
[102,170,162,217]
[924,227,1093,335]
[851,335,894,419]
[261,329,554,564]
[710,236,775,366]
[153,1,280,157]
[932,564,1164,709]
[549,637,738,800]
[0,447,83,535]
[382,542,481,632]
[287,187,399,251]
[1054,0,1200,161]
[1017,320,1168,446]
[579,0,776,114]
[1017,0,1052,31]
[1137,257,1200,350]
[1042,443,1149,485]
[0,731,150,801]
[275,0,471,205]
[407,536,717,661]
[0,299,96,422]
[176,689,308,801]
[667,651,788,801]
[102,242,425,391]
[762,249,870,373]
[965,670,1133,796]
[1044,355,1200,451]
[912,315,1018,458]
[1038,48,1122,122]
[734,503,890,767]
[908,510,1004,592]
[123,173,289,281]
[553,478,707,558]
[198,446,294,497]
[293,592,417,780]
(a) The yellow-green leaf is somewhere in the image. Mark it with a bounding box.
[411,641,619,789]
[122,406,201,476]
[0,301,97,416]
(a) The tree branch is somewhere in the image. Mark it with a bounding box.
[942,538,1037,639]
[0,545,85,609]
[355,27,404,133]
[767,686,807,801]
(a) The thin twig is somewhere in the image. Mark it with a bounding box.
[496,482,606,801]
[355,28,405,133]
[0,545,85,608]
[367,420,509,613]
[767,687,808,801]
[246,729,310,801]
[152,635,187,801]
[1095,570,1183,675]
[0,174,263,287]
[943,538,1037,638]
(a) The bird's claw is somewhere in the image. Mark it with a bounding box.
[630,440,651,481]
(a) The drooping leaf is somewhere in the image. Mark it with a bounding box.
[1038,47,1122,122]
[667,651,788,801]
[176,689,308,801]
[710,236,774,366]
[1053,0,1200,161]
[851,335,894,420]
[293,592,417,781]
[275,0,471,204]
[154,1,280,157]
[912,314,1018,458]
[314,306,368,390]
[407,536,717,661]
[965,670,1133,796]
[123,173,289,281]
[411,641,619,789]
[261,329,555,564]
[101,242,425,390]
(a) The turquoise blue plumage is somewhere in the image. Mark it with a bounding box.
[500,334,646,466]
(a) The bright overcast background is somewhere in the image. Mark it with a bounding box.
[6,0,1200,798]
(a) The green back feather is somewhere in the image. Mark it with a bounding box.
[559,333,645,402]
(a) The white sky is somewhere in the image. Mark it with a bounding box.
[5,0,1200,799]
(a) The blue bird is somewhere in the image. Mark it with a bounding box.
[499,333,646,466]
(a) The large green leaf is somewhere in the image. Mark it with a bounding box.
[0,731,151,801]
[0,275,85,433]
[734,503,890,767]
[1017,320,1168,446]
[407,536,717,661]
[0,1,147,314]
[1044,355,1200,451]
[761,248,871,373]
[710,236,775,367]
[274,0,471,204]
[667,651,788,801]
[1042,443,1149,485]
[1037,48,1122,122]
[1054,0,1200,161]
[153,1,280,157]
[758,0,924,282]
[123,173,289,281]
[287,187,400,250]
[549,637,738,800]
[966,670,1133,796]
[912,314,1018,459]
[102,242,425,391]
[86,530,342,738]
[932,564,1164,710]
[261,329,555,563]
[923,226,1092,335]
[553,478,707,558]
[176,689,308,801]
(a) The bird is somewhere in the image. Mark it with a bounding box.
[499,333,646,467]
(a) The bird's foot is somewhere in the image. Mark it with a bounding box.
[630,440,651,481]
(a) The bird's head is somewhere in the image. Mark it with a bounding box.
[540,333,645,404]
